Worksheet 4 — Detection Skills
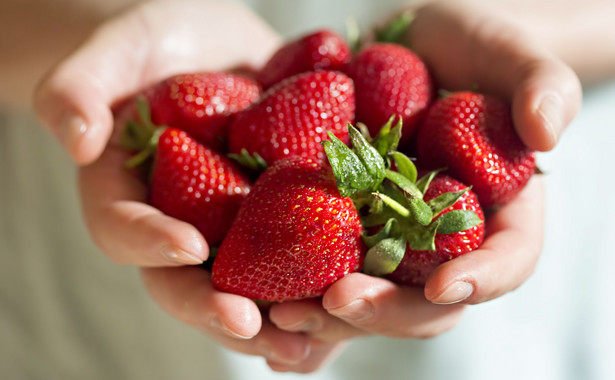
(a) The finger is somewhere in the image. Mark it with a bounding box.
[322,273,466,339]
[141,267,312,366]
[141,266,261,338]
[510,58,582,151]
[33,8,150,165]
[33,1,280,165]
[267,341,348,374]
[409,1,582,151]
[79,146,208,266]
[269,299,366,342]
[424,175,545,305]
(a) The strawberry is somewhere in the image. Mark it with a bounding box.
[228,70,355,165]
[257,29,351,89]
[415,91,536,207]
[122,100,251,246]
[323,122,484,287]
[344,43,434,146]
[212,156,365,302]
[385,175,485,286]
[149,128,251,246]
[144,72,261,151]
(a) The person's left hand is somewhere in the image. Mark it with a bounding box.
[266,0,579,372]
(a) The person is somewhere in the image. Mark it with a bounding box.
[1,0,614,378]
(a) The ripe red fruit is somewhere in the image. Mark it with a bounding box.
[149,128,251,246]
[145,72,261,151]
[258,29,352,89]
[228,70,355,165]
[416,91,536,207]
[345,43,433,146]
[212,156,365,302]
[385,175,485,286]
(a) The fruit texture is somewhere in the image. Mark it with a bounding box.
[229,70,355,165]
[345,43,433,146]
[150,128,251,246]
[145,72,261,151]
[257,29,352,89]
[212,156,365,302]
[416,91,536,207]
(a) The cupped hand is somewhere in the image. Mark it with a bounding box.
[32,0,321,372]
[271,0,578,355]
[34,0,281,268]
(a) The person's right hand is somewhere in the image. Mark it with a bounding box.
[32,0,316,369]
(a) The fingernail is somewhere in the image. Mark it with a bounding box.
[278,318,319,332]
[327,299,374,321]
[160,245,203,265]
[432,281,474,304]
[260,343,308,365]
[60,115,88,148]
[536,93,563,147]
[210,316,252,340]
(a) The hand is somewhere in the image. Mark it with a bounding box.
[268,0,579,362]
[32,0,328,372]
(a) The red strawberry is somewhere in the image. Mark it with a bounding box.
[385,175,485,286]
[416,91,536,207]
[122,119,251,246]
[145,72,261,151]
[322,123,484,288]
[228,70,355,165]
[212,156,365,302]
[344,43,433,146]
[150,128,251,246]
[258,29,351,89]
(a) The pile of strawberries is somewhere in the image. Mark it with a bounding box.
[121,26,536,302]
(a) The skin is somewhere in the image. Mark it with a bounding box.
[6,0,612,374]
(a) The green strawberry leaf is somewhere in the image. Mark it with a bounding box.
[362,218,398,248]
[124,127,164,169]
[416,169,444,195]
[135,95,158,135]
[362,237,407,276]
[428,188,471,217]
[229,149,268,172]
[374,9,415,45]
[346,15,362,53]
[408,197,433,226]
[385,169,422,198]
[405,219,440,251]
[120,120,147,151]
[373,192,410,218]
[323,132,375,197]
[372,116,402,157]
[436,210,483,234]
[355,122,373,142]
[348,124,386,188]
[390,151,417,183]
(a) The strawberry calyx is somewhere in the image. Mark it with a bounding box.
[228,148,268,177]
[374,9,415,45]
[121,96,167,169]
[322,118,483,277]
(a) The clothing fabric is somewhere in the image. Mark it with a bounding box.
[1,0,614,379]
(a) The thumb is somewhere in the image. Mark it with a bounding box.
[33,10,149,165]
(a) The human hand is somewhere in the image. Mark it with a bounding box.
[32,0,327,372]
[268,0,580,362]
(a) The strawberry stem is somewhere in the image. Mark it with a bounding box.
[124,128,164,169]
[374,9,415,45]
